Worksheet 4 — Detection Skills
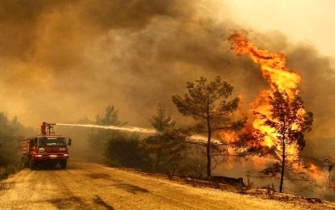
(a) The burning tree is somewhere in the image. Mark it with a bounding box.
[172,76,246,177]
[255,87,313,192]
[229,33,313,193]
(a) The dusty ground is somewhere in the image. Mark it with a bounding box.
[0,160,334,210]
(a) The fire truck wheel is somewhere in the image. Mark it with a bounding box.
[60,161,67,169]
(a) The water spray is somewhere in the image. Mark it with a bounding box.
[55,123,211,142]
[55,123,156,134]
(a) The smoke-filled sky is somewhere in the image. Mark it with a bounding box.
[228,0,335,57]
[0,0,334,138]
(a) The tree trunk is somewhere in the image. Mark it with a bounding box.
[279,138,286,193]
[155,150,161,172]
[206,136,211,178]
[206,100,211,178]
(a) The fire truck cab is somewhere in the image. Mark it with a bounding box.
[21,123,72,170]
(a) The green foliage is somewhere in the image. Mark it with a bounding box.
[141,102,188,174]
[96,105,126,126]
[103,132,149,169]
[0,113,32,179]
[88,105,127,160]
[150,102,175,132]
[0,113,29,167]
[90,105,151,168]
[172,76,245,132]
[172,76,246,177]
[141,128,188,173]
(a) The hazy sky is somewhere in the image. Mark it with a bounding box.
[0,0,334,138]
[227,0,335,57]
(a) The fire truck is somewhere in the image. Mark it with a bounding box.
[21,122,72,170]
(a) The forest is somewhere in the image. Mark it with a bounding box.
[1,69,334,201]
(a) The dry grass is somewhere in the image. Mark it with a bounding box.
[116,167,335,210]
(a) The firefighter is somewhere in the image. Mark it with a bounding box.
[41,122,47,135]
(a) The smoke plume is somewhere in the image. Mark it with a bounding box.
[0,0,334,142]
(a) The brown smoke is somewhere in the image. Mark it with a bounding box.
[0,0,334,142]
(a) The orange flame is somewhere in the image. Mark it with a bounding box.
[228,33,304,161]
[228,33,301,95]
[309,163,323,176]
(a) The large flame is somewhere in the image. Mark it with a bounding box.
[228,33,304,161]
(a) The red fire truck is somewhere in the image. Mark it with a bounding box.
[21,122,72,170]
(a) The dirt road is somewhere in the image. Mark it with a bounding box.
[0,160,315,210]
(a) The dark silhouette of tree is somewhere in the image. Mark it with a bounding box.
[150,102,175,133]
[88,105,127,160]
[254,87,313,193]
[172,76,246,177]
[103,132,147,169]
[141,102,187,173]
[96,105,126,126]
[0,113,30,167]
[142,129,188,174]
[89,105,150,168]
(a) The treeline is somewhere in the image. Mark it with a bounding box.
[88,105,191,176]
[0,114,35,166]
[85,76,332,197]
[1,75,333,199]
[0,113,35,178]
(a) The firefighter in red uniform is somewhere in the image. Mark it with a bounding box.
[41,122,47,135]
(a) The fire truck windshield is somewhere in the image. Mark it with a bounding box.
[39,137,66,147]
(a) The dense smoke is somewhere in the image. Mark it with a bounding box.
[0,0,334,143]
